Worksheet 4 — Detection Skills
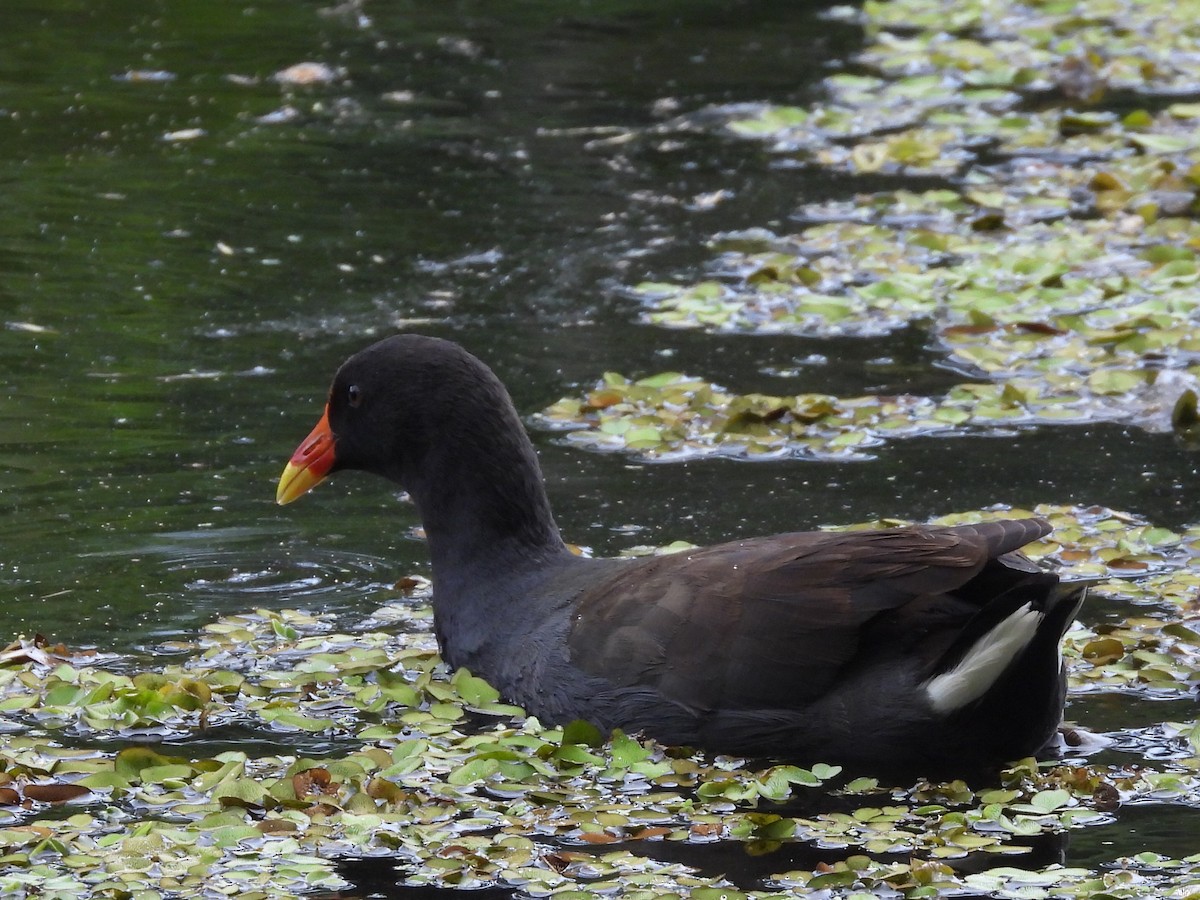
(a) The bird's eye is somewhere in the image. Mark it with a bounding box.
[347,384,363,408]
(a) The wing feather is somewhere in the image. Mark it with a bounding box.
[567,519,1050,711]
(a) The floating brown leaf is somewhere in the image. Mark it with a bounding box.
[293,767,335,799]
[23,783,91,804]
[577,831,619,844]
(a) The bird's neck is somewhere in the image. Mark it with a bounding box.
[404,423,568,596]
[406,430,572,674]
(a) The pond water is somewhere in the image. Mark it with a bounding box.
[4,0,1200,896]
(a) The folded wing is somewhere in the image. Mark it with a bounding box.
[567,519,1053,712]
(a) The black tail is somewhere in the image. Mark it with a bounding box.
[943,580,1086,760]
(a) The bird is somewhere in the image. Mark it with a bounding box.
[276,333,1084,774]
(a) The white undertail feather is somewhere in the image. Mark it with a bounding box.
[924,604,1043,715]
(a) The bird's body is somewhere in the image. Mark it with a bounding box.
[278,334,1083,773]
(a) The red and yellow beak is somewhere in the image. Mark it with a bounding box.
[276,406,337,505]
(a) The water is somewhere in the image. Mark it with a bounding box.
[3,0,1199,894]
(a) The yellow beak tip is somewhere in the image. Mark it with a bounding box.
[276,461,323,506]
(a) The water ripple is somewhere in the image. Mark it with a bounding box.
[168,548,395,612]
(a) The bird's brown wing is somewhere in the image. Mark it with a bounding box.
[567,519,1050,712]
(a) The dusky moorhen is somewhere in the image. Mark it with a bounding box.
[277,334,1083,772]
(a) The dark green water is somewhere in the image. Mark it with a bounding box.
[3,0,1200,892]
